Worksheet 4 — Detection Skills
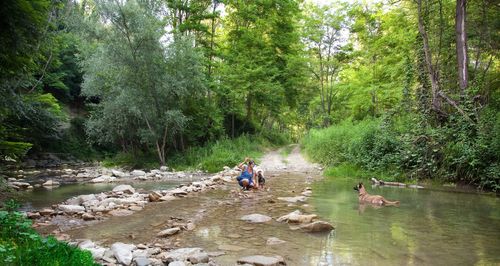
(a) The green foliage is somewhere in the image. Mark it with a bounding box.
[0,202,97,265]
[168,134,274,173]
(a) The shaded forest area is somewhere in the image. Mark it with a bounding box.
[0,0,498,190]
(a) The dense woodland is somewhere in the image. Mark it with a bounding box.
[0,0,498,190]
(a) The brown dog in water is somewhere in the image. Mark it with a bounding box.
[354,182,400,206]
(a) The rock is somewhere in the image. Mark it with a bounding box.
[112,184,135,194]
[82,213,96,220]
[277,196,307,203]
[11,181,31,188]
[237,255,286,266]
[168,262,186,266]
[112,169,127,177]
[208,251,226,257]
[90,175,116,183]
[159,195,176,201]
[134,257,151,266]
[218,244,245,252]
[78,240,95,249]
[157,227,181,237]
[129,205,143,211]
[277,210,316,224]
[132,249,148,258]
[186,222,196,231]
[170,188,188,196]
[42,180,60,186]
[79,194,97,203]
[240,214,272,223]
[131,170,146,176]
[87,247,106,260]
[160,166,168,171]
[109,209,134,217]
[188,252,209,264]
[266,237,286,245]
[162,247,204,262]
[137,244,148,249]
[148,191,162,202]
[27,212,41,219]
[408,184,424,189]
[299,221,334,233]
[58,205,85,214]
[301,191,312,197]
[111,242,136,266]
[39,208,54,216]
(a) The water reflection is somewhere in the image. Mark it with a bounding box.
[312,178,500,265]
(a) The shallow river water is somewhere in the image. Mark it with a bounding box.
[47,173,500,265]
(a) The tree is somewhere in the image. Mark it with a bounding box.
[303,3,351,126]
[81,0,205,165]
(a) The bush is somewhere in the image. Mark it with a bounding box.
[0,201,97,265]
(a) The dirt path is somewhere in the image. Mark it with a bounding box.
[259,144,320,174]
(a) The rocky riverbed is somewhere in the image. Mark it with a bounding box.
[17,146,335,265]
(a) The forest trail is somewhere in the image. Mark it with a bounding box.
[259,144,320,174]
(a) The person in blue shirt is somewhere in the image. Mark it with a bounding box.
[237,157,256,190]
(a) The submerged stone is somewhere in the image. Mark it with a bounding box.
[237,255,286,266]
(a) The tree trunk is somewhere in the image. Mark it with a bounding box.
[456,0,468,96]
[417,0,442,113]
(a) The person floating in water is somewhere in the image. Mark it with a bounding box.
[237,157,257,190]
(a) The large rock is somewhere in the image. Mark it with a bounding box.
[79,194,97,203]
[277,196,307,203]
[112,184,135,194]
[90,175,116,183]
[162,248,205,263]
[58,205,85,214]
[298,221,334,233]
[240,214,272,223]
[277,210,317,224]
[112,169,127,177]
[157,227,181,237]
[131,170,146,176]
[148,191,162,202]
[159,195,176,202]
[237,255,286,266]
[111,242,136,266]
[134,257,151,266]
[42,180,60,187]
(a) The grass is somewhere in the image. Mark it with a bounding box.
[168,134,271,173]
[323,163,402,182]
[0,201,97,266]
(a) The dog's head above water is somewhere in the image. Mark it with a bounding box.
[353,182,364,192]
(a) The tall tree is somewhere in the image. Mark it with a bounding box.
[81,0,205,165]
[455,0,468,95]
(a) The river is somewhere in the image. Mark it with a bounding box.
[36,172,498,265]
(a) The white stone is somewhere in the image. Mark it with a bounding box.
[111,242,136,266]
[157,227,181,237]
[131,170,146,176]
[58,205,85,214]
[112,169,126,177]
[240,214,272,223]
[42,180,60,186]
[112,184,135,194]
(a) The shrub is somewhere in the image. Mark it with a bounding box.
[0,201,98,265]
